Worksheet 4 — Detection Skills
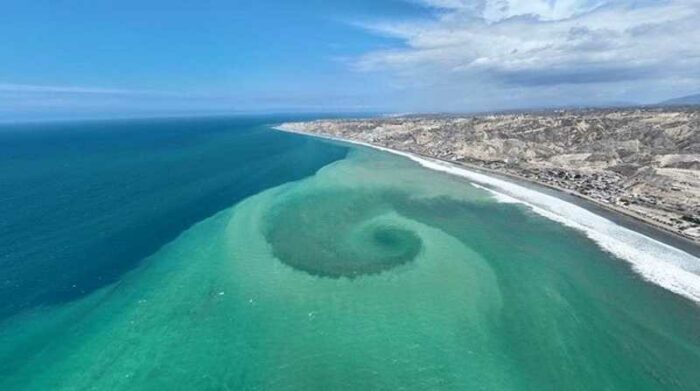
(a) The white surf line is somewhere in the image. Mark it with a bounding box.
[274,125,700,304]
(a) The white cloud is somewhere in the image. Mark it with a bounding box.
[356,0,700,108]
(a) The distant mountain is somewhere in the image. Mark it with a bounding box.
[658,93,700,106]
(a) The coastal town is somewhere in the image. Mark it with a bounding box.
[281,108,700,242]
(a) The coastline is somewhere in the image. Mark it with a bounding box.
[275,124,700,257]
[274,124,700,304]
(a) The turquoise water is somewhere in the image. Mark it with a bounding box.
[1,119,699,390]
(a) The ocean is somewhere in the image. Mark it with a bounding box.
[0,116,698,390]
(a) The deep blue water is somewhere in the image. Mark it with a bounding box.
[0,116,347,320]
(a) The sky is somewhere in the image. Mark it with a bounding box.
[1,0,699,119]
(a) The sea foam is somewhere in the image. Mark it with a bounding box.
[276,126,700,304]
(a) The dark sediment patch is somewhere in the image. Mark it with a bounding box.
[263,189,422,278]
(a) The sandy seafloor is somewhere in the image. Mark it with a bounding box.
[1,124,699,390]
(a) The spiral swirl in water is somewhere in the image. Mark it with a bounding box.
[264,189,422,278]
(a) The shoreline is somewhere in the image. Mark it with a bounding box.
[275,125,700,258]
[276,124,700,303]
[417,153,700,257]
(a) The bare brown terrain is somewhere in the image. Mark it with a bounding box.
[280,108,700,242]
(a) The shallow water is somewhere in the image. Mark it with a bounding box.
[1,122,699,390]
